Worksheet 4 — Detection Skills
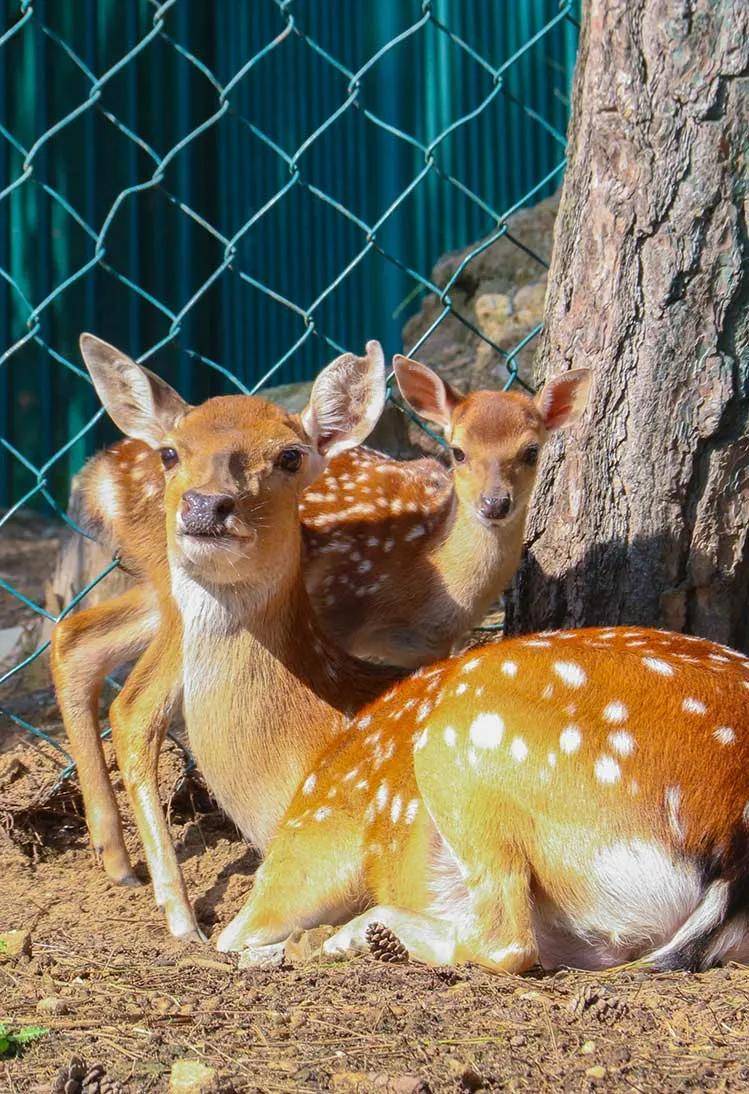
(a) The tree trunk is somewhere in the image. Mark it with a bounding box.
[506,0,749,652]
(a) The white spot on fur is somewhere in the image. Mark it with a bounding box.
[302,774,317,795]
[443,726,457,748]
[603,701,628,723]
[547,752,557,768]
[510,737,528,763]
[314,807,331,821]
[559,725,582,754]
[390,795,402,824]
[414,728,429,751]
[643,657,674,677]
[594,755,621,784]
[96,473,119,517]
[682,697,706,715]
[375,782,389,812]
[608,731,635,757]
[714,725,736,745]
[553,661,587,688]
[501,660,518,678]
[405,799,419,824]
[455,682,468,696]
[469,713,504,750]
[405,523,426,541]
[462,657,480,673]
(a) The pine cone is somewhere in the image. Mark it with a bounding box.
[81,1064,105,1092]
[365,921,409,963]
[51,1056,87,1094]
[50,1058,125,1094]
[569,984,627,1023]
[99,1079,127,1094]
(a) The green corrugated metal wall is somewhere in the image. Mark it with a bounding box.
[0,1,578,508]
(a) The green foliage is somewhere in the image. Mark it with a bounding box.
[0,1022,48,1058]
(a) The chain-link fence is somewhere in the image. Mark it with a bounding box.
[0,0,579,776]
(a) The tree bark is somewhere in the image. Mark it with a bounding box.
[506,0,749,652]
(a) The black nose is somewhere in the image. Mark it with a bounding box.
[180,490,235,535]
[479,493,512,521]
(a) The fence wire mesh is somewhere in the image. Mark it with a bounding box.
[0,0,578,779]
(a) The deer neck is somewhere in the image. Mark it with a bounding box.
[430,493,527,625]
[169,542,395,851]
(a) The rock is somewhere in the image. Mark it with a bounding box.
[330,1073,431,1093]
[402,191,559,394]
[580,1040,596,1055]
[36,995,69,1016]
[169,1059,218,1093]
[585,1065,607,1080]
[283,925,337,964]
[237,942,284,970]
[0,928,32,960]
[0,625,23,666]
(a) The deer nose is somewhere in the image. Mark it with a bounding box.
[478,493,512,522]
[180,490,235,535]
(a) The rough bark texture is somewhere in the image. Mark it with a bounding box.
[506,0,749,652]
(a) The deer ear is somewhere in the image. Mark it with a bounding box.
[534,368,591,432]
[393,355,462,429]
[80,333,190,448]
[301,340,386,460]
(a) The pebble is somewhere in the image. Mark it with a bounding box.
[0,928,32,960]
[238,942,284,970]
[169,1059,218,1093]
[36,996,69,1016]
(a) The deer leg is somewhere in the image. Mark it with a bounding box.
[108,624,199,941]
[216,812,366,952]
[51,584,157,884]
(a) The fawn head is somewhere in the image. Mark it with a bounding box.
[394,356,591,527]
[80,334,385,588]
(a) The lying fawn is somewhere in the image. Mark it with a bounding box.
[51,334,395,936]
[302,357,590,666]
[219,629,749,972]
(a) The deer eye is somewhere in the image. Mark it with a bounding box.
[276,447,303,473]
[522,444,540,467]
[451,446,466,464]
[160,447,179,470]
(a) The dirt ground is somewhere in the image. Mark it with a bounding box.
[2,515,749,1093]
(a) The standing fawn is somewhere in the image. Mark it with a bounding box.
[302,357,590,666]
[63,340,749,972]
[51,334,395,937]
